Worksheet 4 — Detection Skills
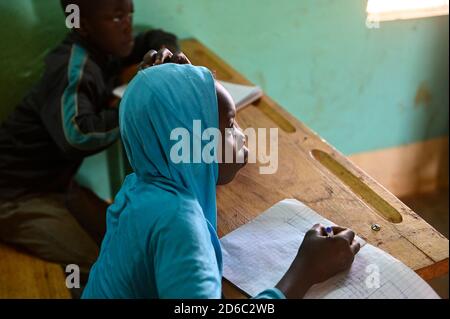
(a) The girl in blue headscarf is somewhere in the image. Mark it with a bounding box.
[82,49,360,299]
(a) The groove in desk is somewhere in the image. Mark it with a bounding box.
[311,149,403,224]
[253,99,296,133]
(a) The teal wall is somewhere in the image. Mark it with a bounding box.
[1,0,448,199]
[134,0,449,155]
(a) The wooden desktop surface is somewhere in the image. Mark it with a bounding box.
[177,39,449,298]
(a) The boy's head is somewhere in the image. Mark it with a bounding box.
[61,0,135,57]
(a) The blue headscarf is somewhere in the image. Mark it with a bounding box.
[120,63,219,229]
[82,64,223,298]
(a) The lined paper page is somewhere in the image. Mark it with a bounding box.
[305,244,439,299]
[221,199,439,299]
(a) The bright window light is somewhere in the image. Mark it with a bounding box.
[367,0,449,22]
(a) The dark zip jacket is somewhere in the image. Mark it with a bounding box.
[0,30,178,200]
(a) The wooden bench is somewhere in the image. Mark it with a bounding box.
[0,243,70,298]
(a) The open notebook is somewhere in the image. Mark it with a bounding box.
[113,80,262,111]
[217,80,263,110]
[220,199,440,299]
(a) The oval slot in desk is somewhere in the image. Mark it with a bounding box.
[254,100,296,133]
[311,149,403,223]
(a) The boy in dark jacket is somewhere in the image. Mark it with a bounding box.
[0,0,178,296]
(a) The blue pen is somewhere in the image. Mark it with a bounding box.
[326,226,333,238]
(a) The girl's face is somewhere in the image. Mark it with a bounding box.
[216,81,249,185]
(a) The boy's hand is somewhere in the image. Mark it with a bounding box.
[276,224,360,298]
[139,48,191,70]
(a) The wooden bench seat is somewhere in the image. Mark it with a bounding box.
[0,242,70,299]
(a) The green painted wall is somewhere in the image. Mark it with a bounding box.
[0,0,64,120]
[1,0,448,199]
[134,0,449,155]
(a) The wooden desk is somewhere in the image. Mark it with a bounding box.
[179,39,449,298]
[0,243,70,298]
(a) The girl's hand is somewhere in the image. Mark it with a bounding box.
[276,224,360,298]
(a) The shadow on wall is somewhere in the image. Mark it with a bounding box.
[0,0,67,120]
[407,35,449,191]
[415,31,449,165]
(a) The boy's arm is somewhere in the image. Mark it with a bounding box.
[41,57,120,159]
[121,29,179,66]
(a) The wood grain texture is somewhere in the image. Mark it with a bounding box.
[0,243,70,299]
[180,39,449,297]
